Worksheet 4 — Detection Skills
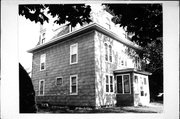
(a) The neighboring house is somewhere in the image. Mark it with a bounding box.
[28,8,151,108]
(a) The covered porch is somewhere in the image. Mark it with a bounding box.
[113,68,151,106]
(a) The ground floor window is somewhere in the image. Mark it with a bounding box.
[117,74,131,94]
[56,77,63,86]
[39,80,45,96]
[106,75,114,93]
[70,75,78,95]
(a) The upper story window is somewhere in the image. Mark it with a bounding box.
[109,45,112,62]
[70,75,78,95]
[70,43,78,64]
[121,60,124,66]
[105,43,108,61]
[40,54,46,71]
[39,79,45,96]
[135,56,141,69]
[144,78,147,85]
[104,43,112,62]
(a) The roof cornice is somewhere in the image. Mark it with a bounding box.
[114,68,152,75]
[27,23,142,53]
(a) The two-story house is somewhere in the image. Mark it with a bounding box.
[28,7,151,108]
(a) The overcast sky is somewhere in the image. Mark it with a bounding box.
[18,15,40,71]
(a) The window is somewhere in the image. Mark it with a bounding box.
[41,32,45,44]
[117,76,123,93]
[106,75,114,93]
[105,43,108,61]
[39,80,45,96]
[70,43,78,64]
[56,77,63,86]
[106,75,109,92]
[117,74,131,94]
[109,45,112,62]
[110,76,113,92]
[70,75,78,95]
[134,75,139,93]
[40,54,46,71]
[135,56,141,69]
[121,60,124,66]
[125,60,127,66]
[144,78,147,85]
[123,75,130,93]
[105,43,113,62]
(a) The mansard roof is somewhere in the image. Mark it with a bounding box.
[28,23,142,53]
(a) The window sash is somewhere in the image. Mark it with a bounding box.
[106,75,109,92]
[106,75,114,93]
[70,75,78,94]
[117,76,123,93]
[40,54,46,70]
[56,77,63,85]
[110,76,113,92]
[109,45,112,62]
[70,44,78,64]
[144,78,147,85]
[105,43,108,61]
[39,80,45,96]
[117,74,131,94]
[123,75,130,93]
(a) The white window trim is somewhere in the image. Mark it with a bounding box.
[105,74,114,94]
[116,74,131,94]
[70,74,78,95]
[39,79,45,96]
[56,77,63,86]
[70,43,78,65]
[40,54,46,71]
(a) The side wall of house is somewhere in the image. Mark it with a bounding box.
[31,31,96,107]
[133,73,150,106]
[94,31,139,107]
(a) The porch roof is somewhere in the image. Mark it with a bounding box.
[113,68,152,76]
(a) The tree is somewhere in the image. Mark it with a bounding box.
[104,4,162,47]
[19,4,92,27]
[19,63,37,113]
[104,4,163,101]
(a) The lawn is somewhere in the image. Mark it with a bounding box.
[37,102,163,113]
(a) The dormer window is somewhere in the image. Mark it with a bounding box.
[41,32,45,44]
[106,17,111,30]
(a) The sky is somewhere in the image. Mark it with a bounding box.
[18,16,40,71]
